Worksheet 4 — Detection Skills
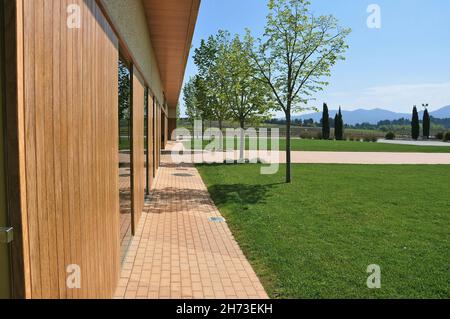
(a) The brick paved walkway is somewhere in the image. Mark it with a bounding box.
[114,148,268,299]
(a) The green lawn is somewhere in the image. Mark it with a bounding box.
[185,138,450,153]
[197,163,450,298]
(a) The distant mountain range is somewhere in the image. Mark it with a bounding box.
[294,105,450,125]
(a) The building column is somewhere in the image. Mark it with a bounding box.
[168,107,177,141]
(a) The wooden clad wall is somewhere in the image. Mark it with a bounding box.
[20,0,120,298]
[164,113,169,148]
[155,104,161,170]
[131,69,145,233]
[147,94,154,188]
[168,117,176,142]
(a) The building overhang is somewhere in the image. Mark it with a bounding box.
[142,0,200,110]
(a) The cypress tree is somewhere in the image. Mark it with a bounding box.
[423,108,430,139]
[411,106,420,140]
[334,113,339,140]
[335,107,344,140]
[322,103,330,140]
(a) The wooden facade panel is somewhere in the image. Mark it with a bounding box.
[131,69,145,233]
[164,113,168,148]
[147,94,155,188]
[155,104,161,170]
[21,0,120,298]
[168,117,176,141]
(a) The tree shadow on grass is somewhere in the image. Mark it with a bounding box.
[207,183,282,209]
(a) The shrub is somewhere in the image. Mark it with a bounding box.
[363,136,378,143]
[444,132,450,141]
[435,132,444,140]
[385,132,396,140]
[316,132,323,140]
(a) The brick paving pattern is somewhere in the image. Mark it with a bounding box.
[114,148,268,299]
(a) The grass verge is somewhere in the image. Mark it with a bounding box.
[197,163,450,298]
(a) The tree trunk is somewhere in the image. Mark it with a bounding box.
[219,119,223,150]
[201,119,205,142]
[285,112,292,183]
[239,120,245,162]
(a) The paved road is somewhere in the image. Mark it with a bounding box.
[171,142,450,165]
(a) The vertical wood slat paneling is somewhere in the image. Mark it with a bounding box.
[154,104,161,171]
[23,0,41,299]
[51,0,64,298]
[157,105,162,168]
[21,0,120,298]
[164,113,168,148]
[60,0,72,298]
[147,94,154,189]
[132,69,145,233]
[152,95,157,179]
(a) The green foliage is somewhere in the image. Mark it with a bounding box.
[190,30,272,133]
[118,60,131,121]
[444,132,450,141]
[220,31,272,128]
[385,132,396,140]
[183,75,212,126]
[321,103,330,140]
[183,77,197,124]
[363,135,378,142]
[193,33,231,129]
[435,132,444,140]
[423,107,431,139]
[253,0,351,114]
[411,106,420,140]
[251,0,351,182]
[334,107,344,140]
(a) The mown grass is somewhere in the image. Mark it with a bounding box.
[184,138,450,153]
[197,163,450,298]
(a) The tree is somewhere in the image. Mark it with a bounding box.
[321,103,330,139]
[119,60,131,145]
[183,76,199,125]
[334,107,344,140]
[118,60,131,121]
[221,32,272,160]
[193,32,231,132]
[251,0,351,183]
[422,104,430,139]
[411,105,420,140]
[183,75,212,139]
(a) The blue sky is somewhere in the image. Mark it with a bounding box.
[181,0,450,117]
